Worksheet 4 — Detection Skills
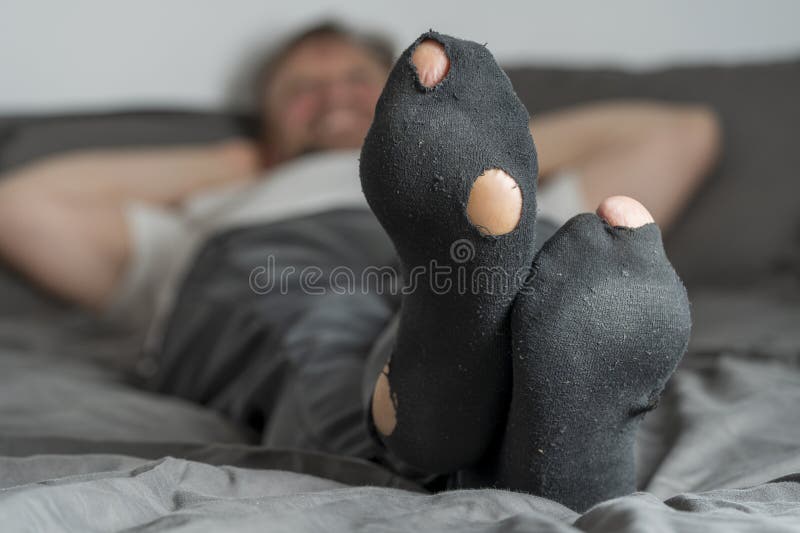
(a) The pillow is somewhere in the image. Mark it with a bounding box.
[0,110,256,173]
[505,59,800,287]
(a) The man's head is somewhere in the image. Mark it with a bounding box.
[257,22,395,165]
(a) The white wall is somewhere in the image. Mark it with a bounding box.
[2,0,799,113]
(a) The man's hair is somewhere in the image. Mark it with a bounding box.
[255,20,395,116]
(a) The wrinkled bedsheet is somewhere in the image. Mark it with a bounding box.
[1,278,799,532]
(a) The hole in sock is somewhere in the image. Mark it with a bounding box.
[466,169,523,236]
[372,364,398,436]
[412,39,450,88]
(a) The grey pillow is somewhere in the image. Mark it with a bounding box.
[505,59,800,287]
[0,110,255,172]
[1,58,798,293]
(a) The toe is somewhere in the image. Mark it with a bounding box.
[596,196,654,229]
[412,39,450,88]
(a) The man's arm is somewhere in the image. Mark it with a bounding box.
[530,100,721,229]
[0,140,259,310]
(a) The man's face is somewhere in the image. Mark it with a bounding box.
[263,36,390,161]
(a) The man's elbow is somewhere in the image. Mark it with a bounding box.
[673,104,722,178]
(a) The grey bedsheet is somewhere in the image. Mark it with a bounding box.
[3,456,796,532]
[1,277,799,531]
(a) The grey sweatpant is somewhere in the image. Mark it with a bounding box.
[146,210,424,475]
[148,208,559,486]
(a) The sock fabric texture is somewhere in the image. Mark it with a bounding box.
[457,214,691,512]
[359,31,539,473]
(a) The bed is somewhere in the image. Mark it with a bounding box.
[0,59,799,532]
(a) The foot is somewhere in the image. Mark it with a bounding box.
[461,196,690,512]
[361,32,539,472]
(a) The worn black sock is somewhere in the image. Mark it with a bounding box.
[360,31,538,473]
[458,214,691,511]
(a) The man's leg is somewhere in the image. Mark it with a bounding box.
[262,293,392,455]
[456,197,689,512]
[532,100,721,230]
[363,33,690,509]
[149,209,407,464]
[360,33,539,473]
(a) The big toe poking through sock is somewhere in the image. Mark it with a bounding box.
[360,32,538,473]
[464,204,691,512]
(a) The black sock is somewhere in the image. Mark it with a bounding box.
[360,31,538,473]
[457,214,691,512]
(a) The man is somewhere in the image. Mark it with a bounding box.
[0,22,719,510]
[0,22,718,322]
